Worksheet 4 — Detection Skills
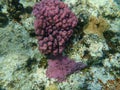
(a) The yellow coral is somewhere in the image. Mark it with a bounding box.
[45,84,58,90]
[83,16,110,38]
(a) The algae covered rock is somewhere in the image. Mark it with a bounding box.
[0,12,8,27]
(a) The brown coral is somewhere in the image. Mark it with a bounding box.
[99,78,120,90]
[83,16,110,38]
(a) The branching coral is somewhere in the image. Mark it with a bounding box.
[33,0,78,56]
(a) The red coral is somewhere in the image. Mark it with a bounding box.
[33,0,78,56]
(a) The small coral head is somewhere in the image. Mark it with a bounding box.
[33,0,78,56]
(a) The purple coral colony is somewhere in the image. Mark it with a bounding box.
[33,0,86,82]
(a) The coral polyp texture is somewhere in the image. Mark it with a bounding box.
[46,55,87,82]
[33,0,78,56]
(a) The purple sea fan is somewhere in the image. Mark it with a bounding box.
[46,55,87,82]
[33,0,78,56]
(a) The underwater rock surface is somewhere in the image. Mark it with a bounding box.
[0,0,120,90]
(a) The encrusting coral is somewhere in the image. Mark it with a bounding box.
[83,16,110,38]
[33,0,86,82]
[46,55,86,82]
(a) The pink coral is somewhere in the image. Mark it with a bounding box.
[33,0,86,82]
[33,0,78,56]
[46,55,87,82]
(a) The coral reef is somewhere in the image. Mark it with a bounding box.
[0,0,120,90]
[33,0,78,56]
